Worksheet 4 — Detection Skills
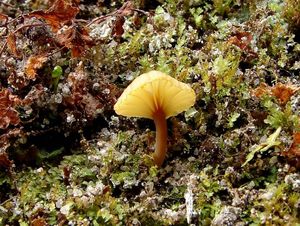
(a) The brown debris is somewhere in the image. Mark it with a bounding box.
[285,132,300,157]
[28,0,79,32]
[8,71,30,90]
[228,31,253,51]
[0,151,12,169]
[251,83,271,98]
[31,217,48,226]
[0,89,20,129]
[252,82,299,105]
[271,82,299,105]
[7,32,22,59]
[24,55,48,80]
[56,25,94,57]
[282,131,300,169]
[112,16,125,37]
[64,63,102,120]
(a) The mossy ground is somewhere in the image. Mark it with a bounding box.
[0,0,300,225]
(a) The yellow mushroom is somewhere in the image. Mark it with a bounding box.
[114,70,196,166]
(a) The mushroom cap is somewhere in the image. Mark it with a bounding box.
[114,70,196,119]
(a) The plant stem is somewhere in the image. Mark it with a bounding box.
[153,109,167,166]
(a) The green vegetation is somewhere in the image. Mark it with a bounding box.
[0,0,299,225]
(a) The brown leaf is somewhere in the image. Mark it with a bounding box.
[0,89,20,129]
[28,0,79,32]
[31,217,48,226]
[289,132,300,157]
[56,26,94,57]
[228,31,252,50]
[271,82,299,105]
[112,16,125,37]
[0,128,22,148]
[0,13,8,23]
[0,152,12,169]
[7,32,22,58]
[252,82,299,105]
[24,55,48,80]
[228,31,258,58]
[251,83,271,98]
[282,131,300,168]
[117,1,134,17]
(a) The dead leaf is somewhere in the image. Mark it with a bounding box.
[0,13,8,23]
[286,132,300,157]
[7,32,22,58]
[0,89,20,129]
[112,16,125,37]
[252,82,299,105]
[251,83,271,98]
[228,31,258,58]
[0,128,23,152]
[56,25,94,57]
[271,82,299,105]
[31,217,48,226]
[117,1,134,17]
[28,0,79,32]
[0,152,12,169]
[228,31,252,50]
[282,131,300,169]
[24,55,48,80]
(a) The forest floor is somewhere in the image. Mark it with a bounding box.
[0,0,300,225]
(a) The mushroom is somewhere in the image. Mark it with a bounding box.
[114,70,196,166]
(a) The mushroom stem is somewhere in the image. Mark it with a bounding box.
[153,109,167,166]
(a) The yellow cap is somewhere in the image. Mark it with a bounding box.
[114,70,196,119]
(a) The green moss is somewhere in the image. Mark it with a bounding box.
[2,0,300,224]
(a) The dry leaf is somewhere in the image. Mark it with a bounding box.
[112,16,125,37]
[117,1,134,17]
[31,217,48,226]
[251,83,271,98]
[56,26,94,57]
[24,55,48,80]
[0,89,20,129]
[0,13,8,23]
[271,82,299,105]
[286,132,300,157]
[228,31,257,58]
[0,128,23,153]
[7,32,21,58]
[0,152,12,169]
[282,131,300,168]
[28,0,79,32]
[228,31,252,50]
[252,82,299,105]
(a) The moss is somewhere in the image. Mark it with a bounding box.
[1,0,300,224]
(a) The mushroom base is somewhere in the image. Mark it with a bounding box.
[153,109,167,166]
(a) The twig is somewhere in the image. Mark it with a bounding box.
[46,46,66,57]
[86,14,113,27]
